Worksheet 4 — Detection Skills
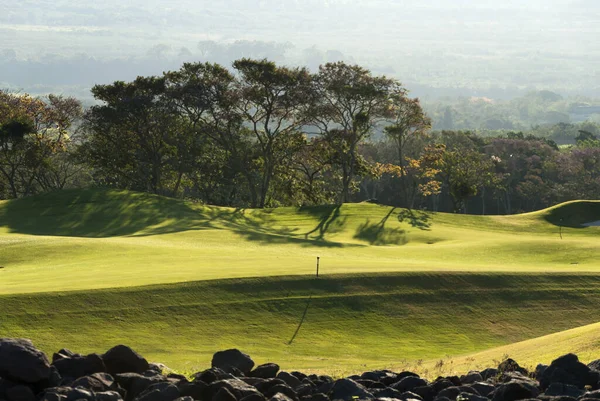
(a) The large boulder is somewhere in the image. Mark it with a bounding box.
[212,350,255,375]
[328,379,373,401]
[0,339,51,383]
[540,354,597,390]
[391,377,428,393]
[491,380,539,401]
[250,365,280,379]
[498,359,528,376]
[6,385,36,401]
[544,383,584,398]
[103,346,149,375]
[52,353,106,379]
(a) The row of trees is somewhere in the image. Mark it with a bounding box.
[1,59,599,214]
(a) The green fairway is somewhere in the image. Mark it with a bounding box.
[0,189,598,295]
[1,189,599,375]
[3,273,600,375]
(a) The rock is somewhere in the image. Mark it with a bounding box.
[212,350,255,376]
[277,373,302,389]
[491,380,539,401]
[540,353,596,390]
[251,365,280,379]
[213,387,238,401]
[582,390,600,399]
[66,387,95,401]
[300,394,329,401]
[0,339,51,383]
[361,371,398,386]
[265,384,298,401]
[71,373,119,393]
[480,368,499,381]
[296,384,314,398]
[103,346,149,376]
[470,382,495,397]
[456,392,488,401]
[328,379,373,401]
[431,379,454,393]
[179,380,208,400]
[589,360,600,372]
[411,385,436,401]
[115,373,167,401]
[208,379,263,401]
[535,365,549,380]
[270,394,295,401]
[544,383,583,398]
[52,350,77,363]
[460,372,483,385]
[400,391,423,401]
[194,369,234,385]
[53,353,106,379]
[134,383,180,401]
[498,359,528,376]
[96,392,124,401]
[6,385,36,401]
[372,387,403,399]
[391,377,428,393]
[240,394,267,401]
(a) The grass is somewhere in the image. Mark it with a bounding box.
[0,189,598,295]
[0,189,599,375]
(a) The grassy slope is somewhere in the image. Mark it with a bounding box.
[4,273,600,375]
[1,189,600,375]
[0,189,599,295]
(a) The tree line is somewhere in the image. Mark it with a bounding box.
[1,59,599,214]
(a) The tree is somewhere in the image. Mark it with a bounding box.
[233,58,313,207]
[384,95,431,207]
[307,62,401,203]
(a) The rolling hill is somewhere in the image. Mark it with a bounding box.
[0,188,599,375]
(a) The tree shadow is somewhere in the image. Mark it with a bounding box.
[397,209,433,230]
[353,207,408,246]
[302,205,347,241]
[543,201,600,228]
[288,295,312,345]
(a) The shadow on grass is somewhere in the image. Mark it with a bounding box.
[288,295,312,345]
[543,201,600,228]
[397,209,433,230]
[302,205,347,241]
[0,189,352,248]
[353,207,408,246]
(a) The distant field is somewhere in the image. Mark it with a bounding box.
[0,189,599,375]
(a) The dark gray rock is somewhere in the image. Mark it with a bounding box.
[588,360,600,372]
[328,379,373,401]
[540,354,596,390]
[212,350,255,376]
[254,379,287,395]
[431,379,454,393]
[53,354,106,379]
[470,382,495,397]
[411,385,436,401]
[498,360,528,376]
[265,384,298,401]
[296,384,315,398]
[103,346,149,376]
[66,388,95,401]
[52,349,76,363]
[460,373,483,385]
[277,373,302,390]
[581,390,600,399]
[543,383,583,398]
[6,385,35,401]
[391,377,428,393]
[400,391,423,401]
[300,393,329,401]
[71,373,119,393]
[0,339,51,383]
[134,383,180,401]
[240,393,267,401]
[270,394,295,401]
[179,380,207,400]
[194,369,234,385]
[535,365,549,380]
[251,365,280,379]
[172,398,194,401]
[361,372,398,386]
[456,392,487,401]
[491,380,539,401]
[480,369,498,381]
[213,387,238,401]
[372,387,403,400]
[96,391,124,401]
[115,373,166,401]
[208,379,263,401]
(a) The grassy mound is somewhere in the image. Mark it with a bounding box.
[0,189,598,295]
[3,272,600,375]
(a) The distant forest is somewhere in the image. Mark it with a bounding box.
[1,59,599,214]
